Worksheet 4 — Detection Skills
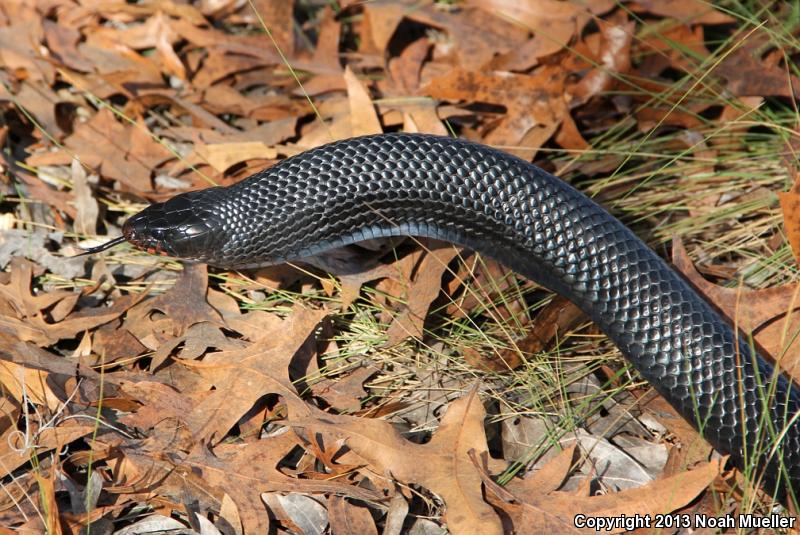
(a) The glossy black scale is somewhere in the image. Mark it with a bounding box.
[125,133,800,500]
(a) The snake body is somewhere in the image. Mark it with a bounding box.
[121,133,800,499]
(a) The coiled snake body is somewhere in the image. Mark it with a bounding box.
[114,133,800,500]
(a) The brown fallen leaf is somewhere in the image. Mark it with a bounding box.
[292,386,504,535]
[640,393,714,478]
[446,256,528,323]
[388,37,430,94]
[361,1,406,55]
[0,258,143,346]
[0,359,62,412]
[43,19,94,72]
[405,3,527,71]
[310,366,374,413]
[62,108,154,192]
[779,170,800,267]
[423,67,567,156]
[328,495,378,535]
[0,422,95,477]
[470,0,606,53]
[712,96,763,149]
[181,431,381,534]
[91,321,149,365]
[194,141,277,173]
[35,468,61,535]
[717,34,800,100]
[635,20,709,77]
[345,66,383,137]
[128,263,224,337]
[510,443,578,496]
[631,0,737,25]
[487,456,724,534]
[386,243,461,344]
[118,380,210,434]
[312,6,342,72]
[403,104,448,136]
[181,305,327,442]
[493,295,585,369]
[70,158,99,237]
[250,0,295,56]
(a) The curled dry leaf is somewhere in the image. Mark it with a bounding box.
[0,421,95,477]
[485,457,724,534]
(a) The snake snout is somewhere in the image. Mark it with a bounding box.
[122,191,224,261]
[122,205,173,256]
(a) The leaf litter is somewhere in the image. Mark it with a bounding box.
[0,0,799,533]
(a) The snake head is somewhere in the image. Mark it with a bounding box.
[123,188,226,261]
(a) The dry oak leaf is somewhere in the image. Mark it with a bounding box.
[716,35,800,100]
[62,108,154,192]
[180,305,327,443]
[292,386,504,535]
[0,359,62,413]
[182,431,382,534]
[328,495,379,535]
[0,421,95,478]
[423,67,567,154]
[634,21,709,76]
[312,5,343,72]
[569,16,635,107]
[0,258,143,345]
[403,3,528,71]
[361,1,406,55]
[194,141,278,173]
[117,380,214,433]
[129,262,223,337]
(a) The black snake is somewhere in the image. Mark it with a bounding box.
[85,133,800,501]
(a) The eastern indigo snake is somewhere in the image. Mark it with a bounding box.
[87,133,800,501]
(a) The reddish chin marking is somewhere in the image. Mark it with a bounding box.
[145,246,168,256]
